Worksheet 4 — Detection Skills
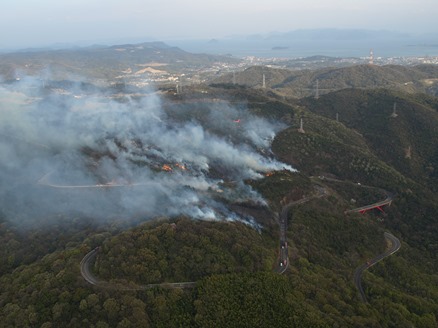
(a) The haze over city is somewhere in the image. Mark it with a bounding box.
[1,0,437,49]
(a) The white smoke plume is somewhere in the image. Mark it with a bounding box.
[0,76,295,227]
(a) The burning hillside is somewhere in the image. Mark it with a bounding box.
[0,77,294,226]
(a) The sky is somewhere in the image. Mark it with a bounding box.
[1,0,437,48]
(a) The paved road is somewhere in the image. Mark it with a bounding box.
[81,186,328,286]
[314,176,394,215]
[354,232,401,302]
[344,195,394,214]
[80,247,101,286]
[80,247,196,290]
[275,186,327,273]
[276,206,289,274]
[80,179,397,296]
[37,172,149,189]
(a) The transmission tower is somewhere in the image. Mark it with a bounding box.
[369,49,374,65]
[390,102,398,118]
[298,117,305,134]
[315,79,319,99]
[179,77,184,93]
[405,146,412,159]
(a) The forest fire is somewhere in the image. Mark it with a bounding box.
[175,163,187,170]
[0,78,295,226]
[162,164,173,172]
[161,163,188,172]
[265,172,274,177]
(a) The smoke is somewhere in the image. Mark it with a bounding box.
[0,77,294,227]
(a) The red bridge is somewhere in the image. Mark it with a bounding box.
[344,195,394,215]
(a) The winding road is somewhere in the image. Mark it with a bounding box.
[354,232,401,302]
[310,177,401,302]
[80,186,328,287]
[333,180,401,302]
[275,185,328,273]
[315,176,394,215]
[80,247,196,290]
[80,179,400,301]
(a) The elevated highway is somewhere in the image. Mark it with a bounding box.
[344,195,394,215]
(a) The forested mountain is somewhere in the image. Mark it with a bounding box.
[212,64,438,98]
[0,68,437,327]
[300,89,438,191]
[0,41,239,80]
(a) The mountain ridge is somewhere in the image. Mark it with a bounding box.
[212,64,438,97]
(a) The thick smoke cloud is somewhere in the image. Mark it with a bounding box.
[0,77,294,227]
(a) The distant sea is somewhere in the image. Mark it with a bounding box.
[170,38,438,58]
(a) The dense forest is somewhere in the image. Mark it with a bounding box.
[0,72,437,327]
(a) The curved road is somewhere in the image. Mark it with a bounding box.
[354,232,401,302]
[81,186,328,287]
[344,194,394,214]
[80,180,399,299]
[317,177,401,302]
[37,172,149,189]
[79,184,328,286]
[80,247,101,286]
[315,176,394,214]
[80,247,196,290]
[275,185,328,273]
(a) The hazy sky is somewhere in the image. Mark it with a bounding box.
[1,0,437,48]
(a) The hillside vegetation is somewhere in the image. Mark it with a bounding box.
[300,89,438,191]
[0,42,239,80]
[212,64,438,98]
[0,68,437,327]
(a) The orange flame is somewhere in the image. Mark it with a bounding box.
[175,163,187,170]
[265,172,274,177]
[162,164,173,172]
